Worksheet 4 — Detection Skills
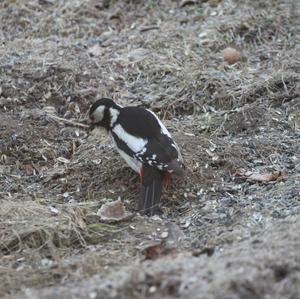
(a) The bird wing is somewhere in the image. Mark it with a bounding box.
[135,134,184,175]
[112,124,184,175]
[111,107,184,175]
[116,107,162,139]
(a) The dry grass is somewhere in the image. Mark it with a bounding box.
[0,0,299,297]
[0,199,141,296]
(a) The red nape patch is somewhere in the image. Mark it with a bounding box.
[163,172,172,185]
[139,166,144,182]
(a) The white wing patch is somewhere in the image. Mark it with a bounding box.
[147,109,171,137]
[112,124,148,153]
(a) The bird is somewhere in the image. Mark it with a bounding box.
[88,98,185,216]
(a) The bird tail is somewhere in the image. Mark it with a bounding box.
[138,166,164,216]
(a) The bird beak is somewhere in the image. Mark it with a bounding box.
[88,123,96,133]
[81,118,95,133]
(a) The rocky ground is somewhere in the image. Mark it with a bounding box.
[0,0,299,298]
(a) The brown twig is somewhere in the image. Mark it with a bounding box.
[47,114,89,129]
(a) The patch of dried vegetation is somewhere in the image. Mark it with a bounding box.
[0,0,299,297]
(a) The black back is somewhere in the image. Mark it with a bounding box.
[117,107,161,138]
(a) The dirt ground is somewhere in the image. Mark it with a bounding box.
[0,0,299,298]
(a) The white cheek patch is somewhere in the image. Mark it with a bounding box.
[113,124,148,153]
[92,105,105,123]
[147,109,171,137]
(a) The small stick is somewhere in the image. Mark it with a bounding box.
[140,26,160,33]
[47,113,89,129]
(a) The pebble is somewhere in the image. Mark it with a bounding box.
[161,231,169,239]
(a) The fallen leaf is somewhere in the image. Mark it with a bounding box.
[24,164,34,175]
[88,44,102,57]
[234,169,288,182]
[97,198,130,222]
[0,254,15,262]
[142,241,176,260]
[42,166,67,182]
[192,247,215,257]
[126,48,150,62]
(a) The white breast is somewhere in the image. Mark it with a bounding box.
[116,147,142,173]
[110,133,142,173]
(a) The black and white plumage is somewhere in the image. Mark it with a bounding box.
[89,98,185,215]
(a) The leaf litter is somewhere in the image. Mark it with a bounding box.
[0,0,300,298]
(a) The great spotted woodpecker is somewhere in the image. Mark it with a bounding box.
[88,98,185,215]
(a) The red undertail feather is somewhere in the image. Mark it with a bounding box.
[163,172,172,185]
[139,166,144,182]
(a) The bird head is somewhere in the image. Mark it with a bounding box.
[88,98,121,131]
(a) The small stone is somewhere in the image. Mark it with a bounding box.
[148,286,157,294]
[89,291,97,299]
[222,47,241,64]
[181,219,191,229]
[161,231,169,239]
[48,206,59,215]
